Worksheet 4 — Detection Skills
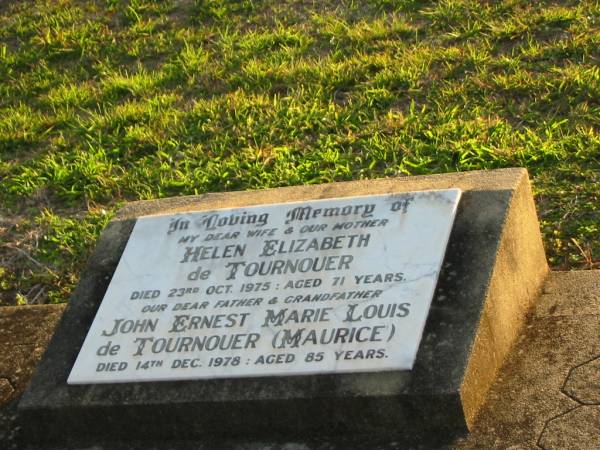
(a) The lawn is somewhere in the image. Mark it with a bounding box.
[0,0,598,305]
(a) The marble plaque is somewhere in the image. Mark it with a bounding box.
[68,189,461,384]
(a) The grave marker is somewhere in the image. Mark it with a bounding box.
[68,190,460,384]
[19,169,548,447]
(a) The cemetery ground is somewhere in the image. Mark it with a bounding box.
[0,0,598,307]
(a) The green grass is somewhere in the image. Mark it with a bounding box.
[0,0,598,305]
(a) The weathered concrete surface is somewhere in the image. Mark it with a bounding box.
[563,359,600,405]
[457,270,600,449]
[533,269,600,317]
[0,304,66,404]
[17,168,548,445]
[0,304,65,447]
[1,271,599,449]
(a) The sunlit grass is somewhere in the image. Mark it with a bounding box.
[0,0,598,304]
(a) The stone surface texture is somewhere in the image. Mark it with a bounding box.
[0,378,15,405]
[68,190,461,383]
[16,168,548,446]
[0,304,65,404]
[457,270,600,450]
[1,270,599,449]
[0,304,65,447]
[537,406,600,450]
[562,357,600,405]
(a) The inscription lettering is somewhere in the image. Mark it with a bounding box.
[68,189,461,384]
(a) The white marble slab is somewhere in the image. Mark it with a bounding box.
[68,189,461,384]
